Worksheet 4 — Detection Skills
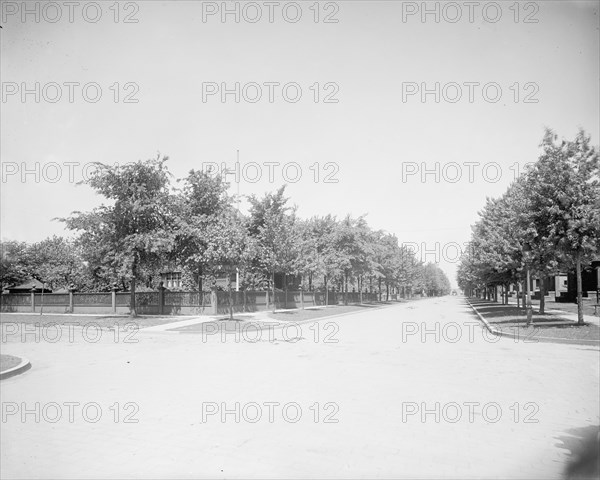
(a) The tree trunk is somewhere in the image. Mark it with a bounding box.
[228,277,233,321]
[272,270,276,313]
[324,275,329,307]
[515,282,520,308]
[576,251,584,324]
[539,274,546,314]
[344,273,348,305]
[283,273,287,309]
[359,276,363,304]
[130,261,137,318]
[129,278,136,317]
[198,265,203,310]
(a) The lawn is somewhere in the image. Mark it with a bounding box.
[511,323,600,342]
[0,354,22,372]
[468,300,600,343]
[506,296,600,317]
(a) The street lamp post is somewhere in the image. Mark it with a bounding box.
[40,282,45,316]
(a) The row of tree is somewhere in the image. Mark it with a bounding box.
[2,156,451,314]
[457,129,600,323]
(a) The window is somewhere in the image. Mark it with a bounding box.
[162,272,182,289]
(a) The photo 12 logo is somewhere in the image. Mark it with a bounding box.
[200,320,339,344]
[401,82,539,104]
[2,401,140,423]
[401,161,537,184]
[402,241,469,264]
[1,82,140,104]
[0,160,167,185]
[201,82,339,104]
[401,2,539,24]
[1,322,139,344]
[200,1,339,23]
[1,1,140,24]
[401,321,540,344]
[401,401,540,424]
[202,161,339,185]
[200,401,340,423]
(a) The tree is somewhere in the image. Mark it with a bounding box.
[0,240,29,290]
[24,236,87,290]
[458,128,600,324]
[333,215,371,303]
[202,210,251,319]
[298,215,343,305]
[247,186,299,311]
[532,129,600,323]
[171,170,232,293]
[1,237,91,291]
[61,155,176,316]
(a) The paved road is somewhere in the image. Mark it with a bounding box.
[1,296,598,479]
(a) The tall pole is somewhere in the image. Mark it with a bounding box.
[592,265,600,303]
[236,149,240,213]
[40,282,44,316]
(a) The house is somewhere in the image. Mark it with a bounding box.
[161,271,183,289]
[7,278,52,294]
[160,270,300,291]
[561,258,600,302]
[160,270,231,290]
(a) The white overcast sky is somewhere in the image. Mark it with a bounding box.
[1,0,599,287]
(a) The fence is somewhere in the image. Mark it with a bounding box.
[0,289,400,316]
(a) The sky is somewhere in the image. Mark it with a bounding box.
[1,0,599,287]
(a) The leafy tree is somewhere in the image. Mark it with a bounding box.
[333,215,371,303]
[532,129,600,323]
[247,186,299,310]
[0,240,29,290]
[458,128,600,324]
[171,170,232,292]
[25,236,87,290]
[298,215,343,305]
[61,156,176,316]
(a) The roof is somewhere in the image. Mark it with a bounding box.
[9,278,51,291]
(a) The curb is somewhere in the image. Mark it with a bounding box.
[465,299,501,335]
[0,357,32,380]
[465,299,600,346]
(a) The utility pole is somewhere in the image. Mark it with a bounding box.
[236,149,240,213]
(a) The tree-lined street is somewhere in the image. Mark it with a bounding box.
[2,296,598,479]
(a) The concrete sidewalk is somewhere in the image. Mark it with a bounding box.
[501,296,600,326]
